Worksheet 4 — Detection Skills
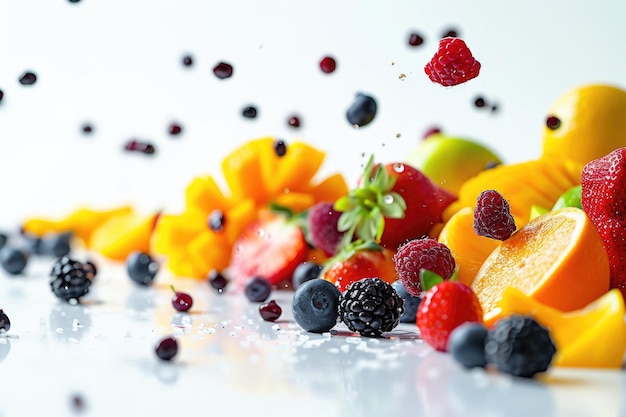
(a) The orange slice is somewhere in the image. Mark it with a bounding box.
[471,207,610,325]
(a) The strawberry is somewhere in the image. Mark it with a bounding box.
[581,147,626,298]
[228,211,308,288]
[334,156,456,250]
[321,240,397,292]
[417,280,483,352]
[424,37,481,87]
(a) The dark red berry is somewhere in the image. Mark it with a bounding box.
[242,106,257,119]
[19,72,37,86]
[473,190,517,241]
[442,28,459,38]
[207,209,226,232]
[208,269,228,293]
[287,116,301,128]
[0,309,10,333]
[474,96,486,108]
[213,62,233,79]
[155,336,178,361]
[546,115,561,130]
[171,286,193,312]
[422,126,441,139]
[259,300,282,322]
[408,32,425,47]
[81,124,93,134]
[168,123,183,136]
[274,139,287,157]
[0,90,4,102]
[182,55,193,67]
[70,393,86,413]
[319,56,337,74]
[124,140,155,155]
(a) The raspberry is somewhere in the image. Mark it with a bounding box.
[392,238,456,297]
[307,202,345,256]
[424,37,481,87]
[473,190,517,240]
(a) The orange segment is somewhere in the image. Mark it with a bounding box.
[471,207,610,325]
[221,138,270,203]
[270,142,325,194]
[498,287,626,368]
[185,175,231,213]
[309,173,349,203]
[438,207,500,286]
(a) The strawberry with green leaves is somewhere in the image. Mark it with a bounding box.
[321,240,397,292]
[334,156,456,250]
[581,147,626,299]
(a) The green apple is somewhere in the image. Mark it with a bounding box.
[406,133,503,196]
[552,185,582,210]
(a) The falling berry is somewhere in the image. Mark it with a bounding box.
[408,32,425,47]
[171,285,193,312]
[208,269,228,293]
[273,139,287,157]
[287,115,301,128]
[0,90,4,103]
[319,56,337,74]
[442,28,459,38]
[207,209,226,232]
[213,62,234,79]
[168,123,182,136]
[474,97,486,108]
[242,106,257,119]
[182,55,193,67]
[19,72,37,86]
[155,336,178,361]
[81,124,93,134]
[70,393,86,413]
[259,300,282,322]
[422,126,442,139]
[68,0,81,3]
[346,93,377,127]
[124,140,155,155]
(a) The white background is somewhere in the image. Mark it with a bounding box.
[0,0,624,229]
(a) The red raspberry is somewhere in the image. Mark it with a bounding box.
[307,202,345,257]
[424,37,481,87]
[392,237,456,297]
[473,190,517,240]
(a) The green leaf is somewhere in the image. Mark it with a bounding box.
[268,202,294,218]
[419,269,444,292]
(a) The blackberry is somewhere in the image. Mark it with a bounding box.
[338,278,403,337]
[49,256,92,302]
[485,315,556,378]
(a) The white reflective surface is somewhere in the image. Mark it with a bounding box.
[0,255,623,417]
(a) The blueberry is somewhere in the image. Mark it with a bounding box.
[0,309,10,333]
[44,232,72,257]
[126,251,158,285]
[292,278,340,333]
[346,93,377,127]
[23,234,44,255]
[391,280,422,323]
[292,262,323,290]
[448,322,488,369]
[0,247,28,275]
[244,276,271,302]
[0,233,7,249]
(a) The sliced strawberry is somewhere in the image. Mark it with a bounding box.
[229,212,308,288]
[321,240,397,292]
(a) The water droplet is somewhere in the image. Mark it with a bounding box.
[384,195,394,204]
[393,163,405,173]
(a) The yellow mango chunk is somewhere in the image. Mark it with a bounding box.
[498,287,626,369]
[90,211,158,261]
